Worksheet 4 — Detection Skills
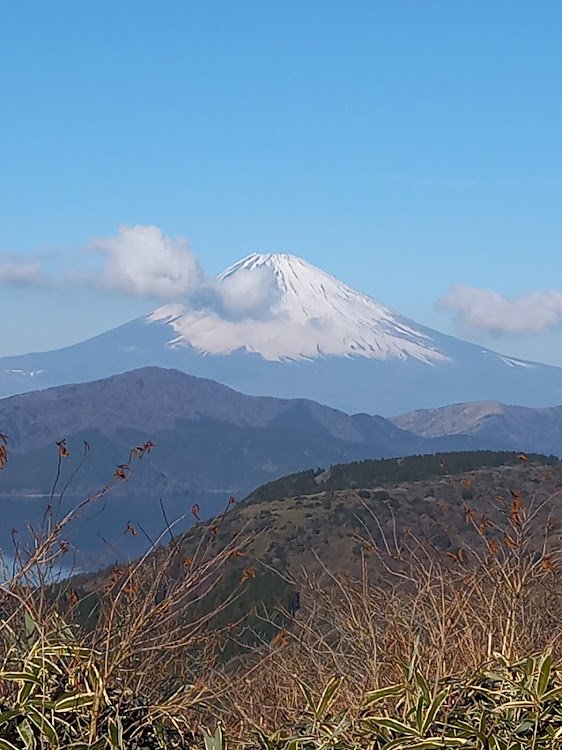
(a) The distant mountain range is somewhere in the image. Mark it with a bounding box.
[3,367,562,567]
[2,368,562,509]
[392,401,562,456]
[0,366,428,498]
[1,253,561,415]
[0,366,476,564]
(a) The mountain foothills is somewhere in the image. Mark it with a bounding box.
[186,451,562,583]
[78,452,562,593]
[0,366,475,561]
[1,254,561,415]
[0,366,435,499]
[393,401,562,456]
[2,366,562,564]
[5,367,562,508]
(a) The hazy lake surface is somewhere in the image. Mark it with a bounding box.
[0,491,233,573]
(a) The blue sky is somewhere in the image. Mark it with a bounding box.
[1,1,561,363]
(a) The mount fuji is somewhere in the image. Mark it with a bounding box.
[1,253,561,416]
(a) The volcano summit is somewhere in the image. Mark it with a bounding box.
[1,253,561,416]
[149,254,448,364]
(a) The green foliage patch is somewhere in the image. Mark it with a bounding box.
[246,451,559,505]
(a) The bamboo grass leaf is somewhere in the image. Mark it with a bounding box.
[1,671,42,685]
[537,652,552,697]
[421,689,449,735]
[370,716,419,736]
[315,676,342,719]
[363,684,405,706]
[25,706,59,747]
[53,692,96,712]
[16,718,36,750]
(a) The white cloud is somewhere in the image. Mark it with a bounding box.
[0,225,280,321]
[89,224,204,298]
[0,253,43,285]
[440,283,562,333]
[216,266,280,319]
[87,224,279,318]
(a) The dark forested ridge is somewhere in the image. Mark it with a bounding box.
[159,449,562,583]
[245,450,560,506]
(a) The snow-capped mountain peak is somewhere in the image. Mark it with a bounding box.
[1,252,560,416]
[148,253,449,363]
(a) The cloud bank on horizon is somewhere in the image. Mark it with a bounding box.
[1,224,561,334]
[0,253,43,285]
[440,284,562,333]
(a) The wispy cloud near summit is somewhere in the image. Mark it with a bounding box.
[0,225,279,321]
[89,225,205,298]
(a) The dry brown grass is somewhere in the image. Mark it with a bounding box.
[0,437,254,745]
[2,437,562,747]
[212,469,562,740]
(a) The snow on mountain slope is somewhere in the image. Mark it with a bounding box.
[148,253,449,363]
[0,253,561,415]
